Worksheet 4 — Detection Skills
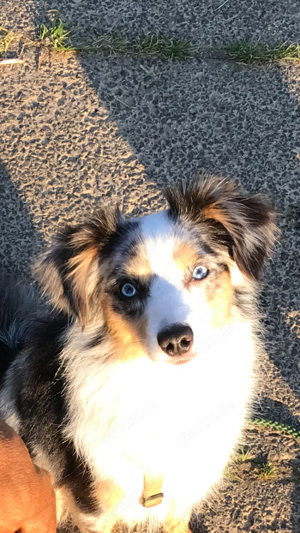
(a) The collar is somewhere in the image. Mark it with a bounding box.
[141,474,164,508]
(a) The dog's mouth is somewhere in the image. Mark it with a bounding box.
[167,351,196,365]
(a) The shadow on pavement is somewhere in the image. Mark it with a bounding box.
[0,159,42,279]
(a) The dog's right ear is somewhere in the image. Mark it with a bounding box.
[166,176,277,281]
[34,207,120,327]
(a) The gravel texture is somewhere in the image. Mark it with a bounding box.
[1,0,300,532]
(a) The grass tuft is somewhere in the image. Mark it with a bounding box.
[254,462,277,480]
[0,27,19,56]
[0,22,197,61]
[38,13,75,51]
[233,445,255,464]
[227,40,300,64]
[78,32,197,60]
[223,465,244,483]
[135,34,197,60]
[79,32,128,56]
[4,18,300,66]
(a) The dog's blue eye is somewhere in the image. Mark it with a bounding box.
[121,283,136,298]
[192,266,208,280]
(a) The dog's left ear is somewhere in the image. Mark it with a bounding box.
[34,207,120,327]
[166,177,277,280]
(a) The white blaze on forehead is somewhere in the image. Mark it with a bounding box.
[140,210,190,344]
[139,211,213,357]
[139,210,183,283]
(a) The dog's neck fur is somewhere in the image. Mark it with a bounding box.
[61,316,255,492]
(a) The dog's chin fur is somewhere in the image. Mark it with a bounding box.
[0,176,276,533]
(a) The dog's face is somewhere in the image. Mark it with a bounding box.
[97,210,236,365]
[35,178,276,365]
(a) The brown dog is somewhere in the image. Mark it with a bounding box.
[0,419,57,533]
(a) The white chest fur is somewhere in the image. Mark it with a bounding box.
[62,321,255,524]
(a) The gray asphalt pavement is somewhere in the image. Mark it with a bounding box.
[2,0,300,45]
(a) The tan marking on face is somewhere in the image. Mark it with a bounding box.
[101,298,147,361]
[124,247,152,278]
[172,241,199,272]
[207,270,233,328]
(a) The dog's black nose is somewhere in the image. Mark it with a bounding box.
[157,324,194,356]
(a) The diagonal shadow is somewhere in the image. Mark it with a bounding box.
[0,159,43,279]
[2,1,300,531]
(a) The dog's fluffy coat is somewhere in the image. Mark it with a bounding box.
[0,178,276,533]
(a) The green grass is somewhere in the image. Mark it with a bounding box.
[38,14,75,51]
[135,34,197,60]
[254,462,277,480]
[81,32,128,56]
[78,32,197,60]
[223,465,244,483]
[250,417,300,441]
[227,40,300,64]
[37,13,196,60]
[233,445,255,464]
[3,14,300,66]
